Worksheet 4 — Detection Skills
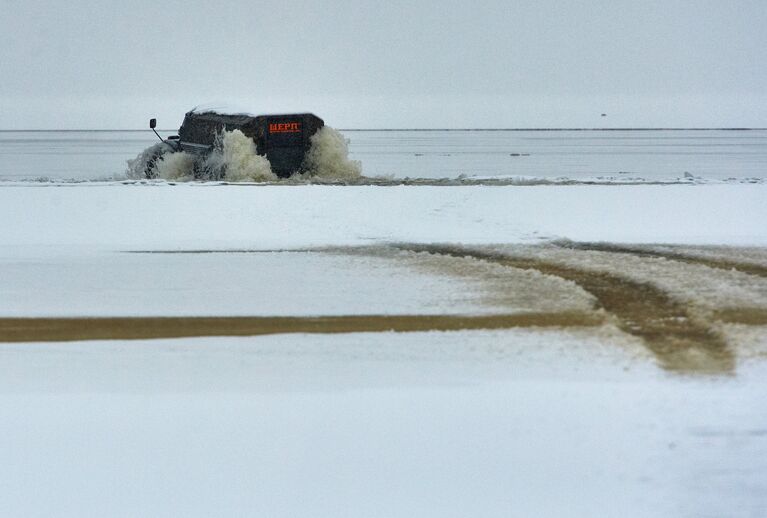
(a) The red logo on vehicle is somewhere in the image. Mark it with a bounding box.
[269,122,301,133]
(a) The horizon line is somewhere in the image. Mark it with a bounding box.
[1,127,766,132]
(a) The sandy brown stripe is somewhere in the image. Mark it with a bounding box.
[401,244,735,373]
[714,308,767,325]
[0,312,601,343]
[557,241,767,278]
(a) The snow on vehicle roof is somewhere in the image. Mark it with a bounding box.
[189,102,316,117]
[190,104,256,117]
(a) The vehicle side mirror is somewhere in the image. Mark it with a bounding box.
[149,118,157,129]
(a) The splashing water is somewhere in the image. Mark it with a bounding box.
[126,126,360,182]
[156,151,196,181]
[204,130,276,182]
[300,126,362,180]
[126,142,170,179]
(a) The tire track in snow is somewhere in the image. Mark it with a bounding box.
[0,312,601,343]
[399,244,735,373]
[555,241,767,278]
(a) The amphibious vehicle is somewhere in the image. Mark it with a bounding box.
[148,111,324,178]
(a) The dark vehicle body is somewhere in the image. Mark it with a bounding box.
[151,111,324,178]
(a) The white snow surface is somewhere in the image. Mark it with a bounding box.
[2,183,764,317]
[1,331,766,518]
[1,249,592,317]
[1,183,765,251]
[2,182,767,518]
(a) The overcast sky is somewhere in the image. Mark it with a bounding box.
[1,0,765,128]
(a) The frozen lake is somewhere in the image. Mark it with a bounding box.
[1,129,766,182]
[1,163,765,516]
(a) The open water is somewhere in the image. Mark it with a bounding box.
[0,129,765,182]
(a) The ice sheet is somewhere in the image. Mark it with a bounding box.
[1,180,766,517]
[1,184,765,252]
[0,331,765,518]
[0,249,593,317]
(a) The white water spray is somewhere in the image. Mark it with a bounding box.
[126,125,361,182]
[156,151,196,180]
[125,142,169,179]
[301,126,362,180]
[204,130,276,182]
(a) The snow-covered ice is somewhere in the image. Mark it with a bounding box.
[0,331,765,518]
[0,248,600,318]
[1,183,765,250]
[1,132,766,517]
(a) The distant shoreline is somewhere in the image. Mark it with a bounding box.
[1,127,766,132]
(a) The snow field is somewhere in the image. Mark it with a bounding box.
[0,331,765,518]
[1,183,766,518]
[1,184,765,250]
